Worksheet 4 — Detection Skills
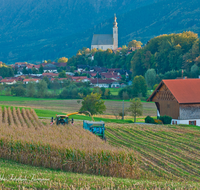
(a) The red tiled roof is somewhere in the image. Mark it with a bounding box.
[42,73,58,77]
[71,76,88,80]
[1,79,16,83]
[149,79,200,104]
[51,78,68,81]
[34,65,41,69]
[23,79,39,82]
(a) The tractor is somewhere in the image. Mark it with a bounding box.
[83,120,106,141]
[52,111,106,141]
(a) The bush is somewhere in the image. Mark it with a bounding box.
[158,115,172,124]
[154,119,163,124]
[145,116,155,124]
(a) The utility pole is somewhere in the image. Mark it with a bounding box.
[122,100,124,120]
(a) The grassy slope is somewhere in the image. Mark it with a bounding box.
[0,159,199,190]
[106,124,200,181]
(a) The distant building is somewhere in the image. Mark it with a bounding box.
[43,64,57,73]
[23,79,40,84]
[0,79,16,85]
[91,14,118,51]
[148,79,200,126]
[89,79,119,88]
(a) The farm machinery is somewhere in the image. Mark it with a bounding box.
[53,111,106,141]
[83,120,106,141]
[53,111,92,125]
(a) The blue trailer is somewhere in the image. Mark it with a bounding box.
[83,120,106,141]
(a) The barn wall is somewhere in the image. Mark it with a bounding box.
[158,101,179,119]
[179,104,200,120]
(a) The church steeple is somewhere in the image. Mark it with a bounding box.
[113,14,118,50]
[113,14,118,28]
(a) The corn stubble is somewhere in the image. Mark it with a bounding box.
[0,107,141,179]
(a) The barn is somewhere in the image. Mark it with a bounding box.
[147,79,200,126]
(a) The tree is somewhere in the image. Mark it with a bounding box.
[58,57,68,63]
[26,82,36,97]
[37,80,47,98]
[132,75,147,97]
[58,70,67,78]
[128,98,143,122]
[39,65,44,74]
[13,86,26,96]
[79,92,106,115]
[145,69,156,88]
[191,64,199,78]
[0,84,4,95]
[32,67,38,74]
[128,40,142,48]
[22,66,28,74]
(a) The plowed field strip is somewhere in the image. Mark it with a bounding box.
[149,131,200,149]
[106,131,182,180]
[107,128,200,180]
[134,129,200,162]
[118,128,200,175]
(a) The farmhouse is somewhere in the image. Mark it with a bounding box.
[147,79,200,126]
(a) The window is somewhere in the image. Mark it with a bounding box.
[101,46,103,49]
[189,121,196,126]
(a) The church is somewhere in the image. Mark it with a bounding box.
[91,14,118,51]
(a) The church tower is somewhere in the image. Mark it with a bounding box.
[113,14,118,50]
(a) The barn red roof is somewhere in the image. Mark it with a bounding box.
[148,79,200,104]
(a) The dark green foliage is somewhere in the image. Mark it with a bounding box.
[145,116,155,124]
[0,67,14,78]
[131,32,199,76]
[132,75,147,97]
[158,115,172,124]
[11,86,26,96]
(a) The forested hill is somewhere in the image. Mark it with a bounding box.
[1,0,200,63]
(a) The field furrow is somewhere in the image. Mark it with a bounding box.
[106,126,200,181]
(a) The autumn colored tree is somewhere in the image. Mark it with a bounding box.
[58,57,68,63]
[128,40,142,48]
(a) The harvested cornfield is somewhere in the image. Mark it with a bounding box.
[0,106,141,180]
[0,106,200,184]
[106,124,200,181]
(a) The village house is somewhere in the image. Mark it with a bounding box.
[71,76,90,82]
[89,79,120,88]
[0,79,17,85]
[43,64,57,73]
[23,79,40,84]
[42,73,59,78]
[147,79,200,126]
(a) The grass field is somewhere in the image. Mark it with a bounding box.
[0,95,157,117]
[0,159,199,190]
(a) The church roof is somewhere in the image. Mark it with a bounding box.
[91,34,113,45]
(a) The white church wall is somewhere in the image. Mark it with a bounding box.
[91,45,114,51]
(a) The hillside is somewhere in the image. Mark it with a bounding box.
[0,0,158,63]
[1,0,200,63]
